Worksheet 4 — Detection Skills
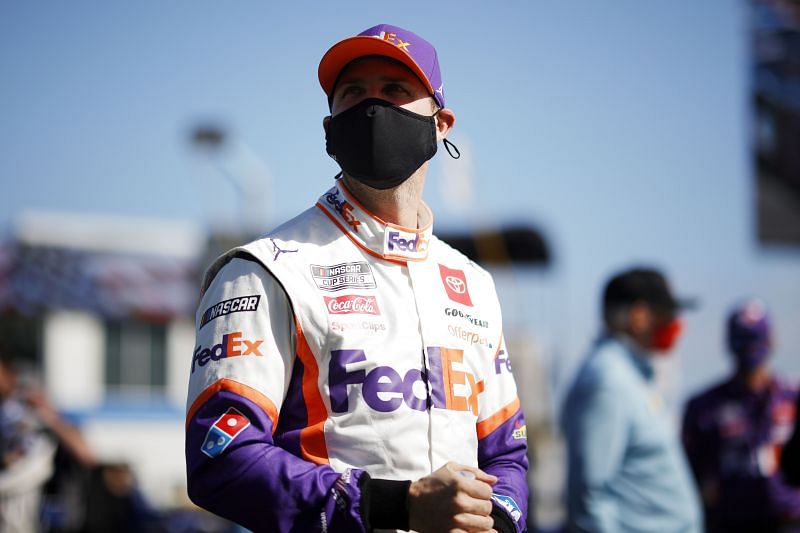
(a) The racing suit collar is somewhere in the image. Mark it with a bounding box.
[317,180,434,262]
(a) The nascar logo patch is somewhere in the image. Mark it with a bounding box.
[201,407,250,458]
[199,295,260,329]
[310,262,376,291]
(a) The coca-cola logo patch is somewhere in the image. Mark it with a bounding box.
[324,295,381,315]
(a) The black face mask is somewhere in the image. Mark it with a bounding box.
[325,98,438,190]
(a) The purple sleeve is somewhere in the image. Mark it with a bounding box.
[478,407,529,533]
[186,390,368,533]
[781,393,800,486]
[681,396,717,487]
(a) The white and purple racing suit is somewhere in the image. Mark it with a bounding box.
[185,180,529,532]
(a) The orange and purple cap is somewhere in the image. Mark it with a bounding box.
[318,24,445,108]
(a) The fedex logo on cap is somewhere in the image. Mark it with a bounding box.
[341,24,445,108]
[201,407,250,458]
[371,31,411,52]
[439,264,473,306]
[329,347,484,415]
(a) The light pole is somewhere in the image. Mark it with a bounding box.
[189,123,272,236]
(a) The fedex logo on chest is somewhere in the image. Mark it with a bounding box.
[328,347,484,415]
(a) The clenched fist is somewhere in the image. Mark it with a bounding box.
[408,462,498,533]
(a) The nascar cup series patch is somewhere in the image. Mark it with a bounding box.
[491,494,522,523]
[201,407,250,458]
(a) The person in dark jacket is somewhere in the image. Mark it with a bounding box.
[780,394,800,486]
[683,299,800,532]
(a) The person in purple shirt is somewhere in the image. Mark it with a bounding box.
[781,393,800,486]
[682,299,800,532]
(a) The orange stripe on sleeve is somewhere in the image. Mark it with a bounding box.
[295,320,331,465]
[186,378,279,433]
[493,332,505,359]
[476,397,521,440]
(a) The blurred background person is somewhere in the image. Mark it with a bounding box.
[682,299,800,532]
[81,462,164,533]
[0,347,96,533]
[781,393,800,487]
[561,267,701,533]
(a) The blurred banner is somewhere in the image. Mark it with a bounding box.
[753,0,800,243]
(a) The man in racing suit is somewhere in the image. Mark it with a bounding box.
[682,299,800,531]
[185,24,528,533]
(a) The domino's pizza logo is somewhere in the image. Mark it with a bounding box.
[201,407,250,458]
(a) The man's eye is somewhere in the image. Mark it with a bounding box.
[385,84,408,94]
[340,86,363,97]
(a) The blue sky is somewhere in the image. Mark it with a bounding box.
[2,1,799,403]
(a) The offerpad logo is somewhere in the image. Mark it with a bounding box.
[324,295,380,315]
[438,264,472,307]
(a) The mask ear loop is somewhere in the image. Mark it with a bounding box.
[432,107,460,159]
[443,138,461,159]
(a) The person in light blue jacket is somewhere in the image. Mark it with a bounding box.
[561,267,702,533]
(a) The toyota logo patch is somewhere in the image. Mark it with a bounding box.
[438,264,473,307]
[445,275,466,294]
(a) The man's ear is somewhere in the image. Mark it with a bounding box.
[435,108,455,142]
[323,115,331,133]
